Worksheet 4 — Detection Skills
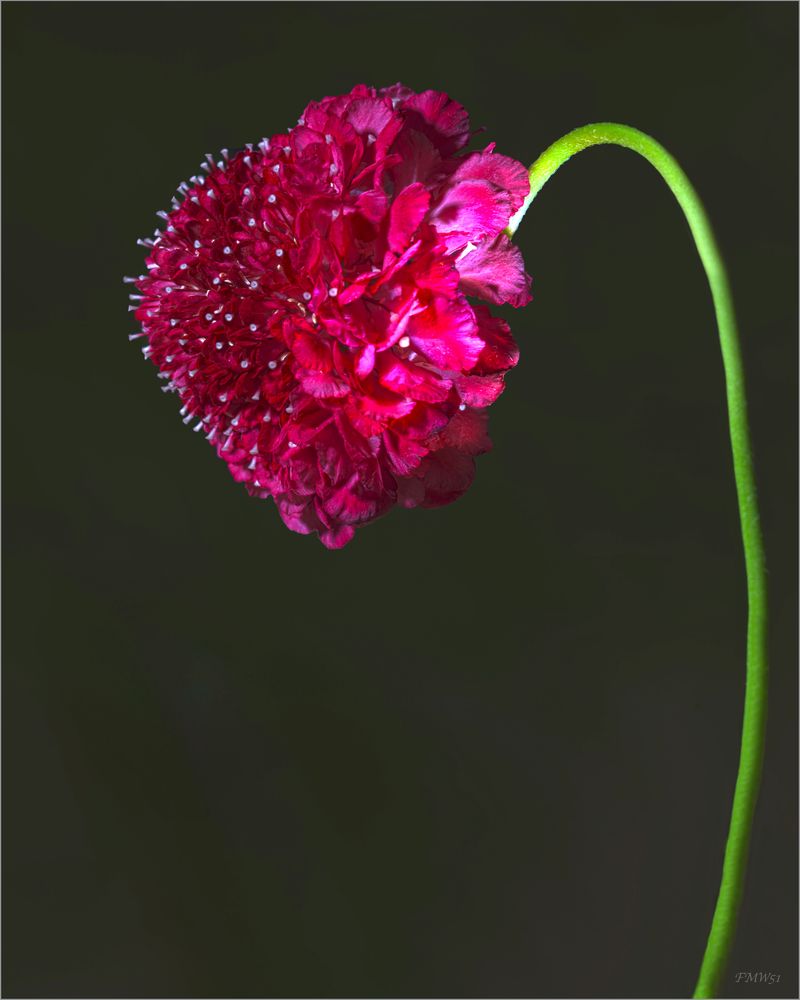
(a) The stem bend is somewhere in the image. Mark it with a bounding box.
[509,123,768,999]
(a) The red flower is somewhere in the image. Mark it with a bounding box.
[130,84,531,548]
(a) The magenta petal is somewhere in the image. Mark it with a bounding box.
[457,234,532,307]
[408,295,484,371]
[319,523,356,549]
[430,179,512,244]
[455,372,507,407]
[416,447,476,508]
[448,149,530,217]
[388,182,431,253]
[472,305,521,374]
[400,90,471,155]
[355,344,376,377]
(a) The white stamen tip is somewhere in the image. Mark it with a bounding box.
[398,336,410,349]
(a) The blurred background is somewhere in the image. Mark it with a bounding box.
[2,4,797,997]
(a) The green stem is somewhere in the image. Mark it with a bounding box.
[507,123,768,999]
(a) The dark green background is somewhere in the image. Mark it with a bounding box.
[3,3,797,998]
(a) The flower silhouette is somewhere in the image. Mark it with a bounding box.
[131,84,531,547]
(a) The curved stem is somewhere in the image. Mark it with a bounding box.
[508,124,768,999]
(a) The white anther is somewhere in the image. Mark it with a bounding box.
[329,287,338,297]
[288,441,297,449]
[180,263,188,270]
[458,403,467,411]
[330,209,339,220]
[250,281,258,289]
[225,313,233,322]
[456,241,478,263]
[243,187,251,196]
[272,164,280,174]
[303,292,311,301]
[241,360,249,369]
[205,312,213,321]
[285,404,293,413]
[268,361,277,370]
[329,163,338,175]
[398,336,410,348]
[213,277,220,285]
[248,458,257,469]
[251,389,261,401]
[248,218,256,227]
[268,194,276,204]
[263,412,271,422]
[219,392,228,402]
[275,248,283,257]
[223,246,232,254]
[216,341,223,349]
[325,134,333,144]
[194,240,201,248]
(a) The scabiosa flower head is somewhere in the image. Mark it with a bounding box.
[130,84,531,548]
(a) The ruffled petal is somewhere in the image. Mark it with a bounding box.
[456,233,532,307]
[388,183,431,253]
